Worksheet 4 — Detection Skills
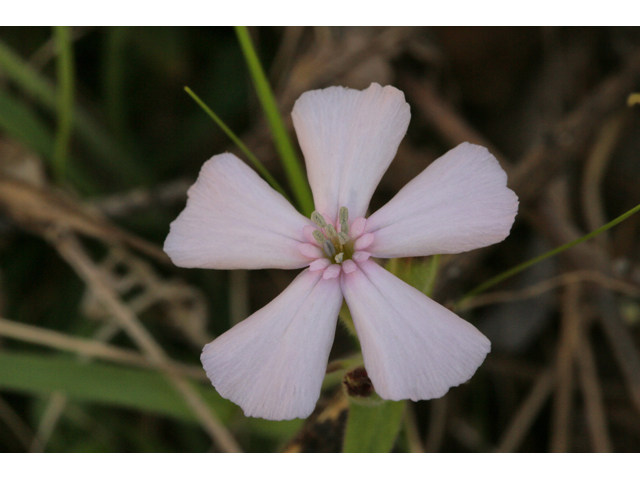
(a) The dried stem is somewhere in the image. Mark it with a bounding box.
[48,230,241,452]
[494,370,555,453]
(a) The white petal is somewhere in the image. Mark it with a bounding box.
[201,269,343,420]
[292,83,410,220]
[341,260,490,401]
[164,153,313,270]
[365,143,518,258]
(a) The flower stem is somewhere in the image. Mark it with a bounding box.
[234,26,314,216]
[184,86,291,203]
[459,201,640,307]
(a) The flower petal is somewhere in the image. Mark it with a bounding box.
[365,143,518,258]
[201,269,343,420]
[341,260,490,401]
[292,83,410,220]
[164,153,312,270]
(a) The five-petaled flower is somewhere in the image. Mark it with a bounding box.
[164,83,518,420]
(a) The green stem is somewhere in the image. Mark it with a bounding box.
[53,26,74,183]
[234,26,314,216]
[459,201,640,306]
[184,87,291,202]
[424,254,440,297]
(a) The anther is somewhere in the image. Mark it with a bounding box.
[312,230,326,246]
[338,231,349,245]
[311,211,327,229]
[326,224,338,239]
[339,207,349,236]
[334,252,344,264]
[323,239,336,257]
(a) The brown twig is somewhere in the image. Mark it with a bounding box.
[424,397,448,453]
[48,230,241,452]
[0,317,207,381]
[581,112,627,243]
[0,394,40,452]
[494,369,555,453]
[550,284,581,452]
[0,174,170,265]
[460,269,640,311]
[575,322,613,452]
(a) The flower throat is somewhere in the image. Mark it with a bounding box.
[310,207,355,264]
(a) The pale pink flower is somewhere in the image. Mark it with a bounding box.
[164,83,518,420]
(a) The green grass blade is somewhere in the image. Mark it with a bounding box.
[184,86,291,202]
[52,26,75,183]
[343,400,405,452]
[0,89,55,158]
[460,201,640,306]
[0,350,301,441]
[234,26,314,216]
[0,350,230,422]
[0,38,144,186]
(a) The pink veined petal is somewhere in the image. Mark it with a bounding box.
[292,83,410,220]
[341,260,491,401]
[164,153,313,270]
[201,269,343,420]
[365,142,519,258]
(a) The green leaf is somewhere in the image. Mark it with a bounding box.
[0,350,232,421]
[0,38,144,186]
[343,400,405,452]
[0,89,55,158]
[0,350,301,441]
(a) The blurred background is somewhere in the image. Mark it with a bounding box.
[1,26,640,452]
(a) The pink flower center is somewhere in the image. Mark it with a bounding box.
[296,207,373,279]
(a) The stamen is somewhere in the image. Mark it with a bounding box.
[339,206,349,223]
[311,211,327,229]
[338,231,349,245]
[339,207,349,236]
[323,239,336,257]
[312,230,326,246]
[325,224,338,239]
[334,252,344,264]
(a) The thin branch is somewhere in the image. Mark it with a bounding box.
[494,369,555,453]
[460,269,640,311]
[48,230,241,452]
[0,317,207,381]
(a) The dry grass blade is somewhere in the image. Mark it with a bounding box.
[460,270,640,311]
[48,230,241,452]
[575,324,613,452]
[424,397,447,453]
[30,392,66,453]
[0,394,40,451]
[402,78,511,174]
[550,284,581,452]
[581,112,627,243]
[0,174,169,264]
[0,317,206,381]
[494,369,555,453]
